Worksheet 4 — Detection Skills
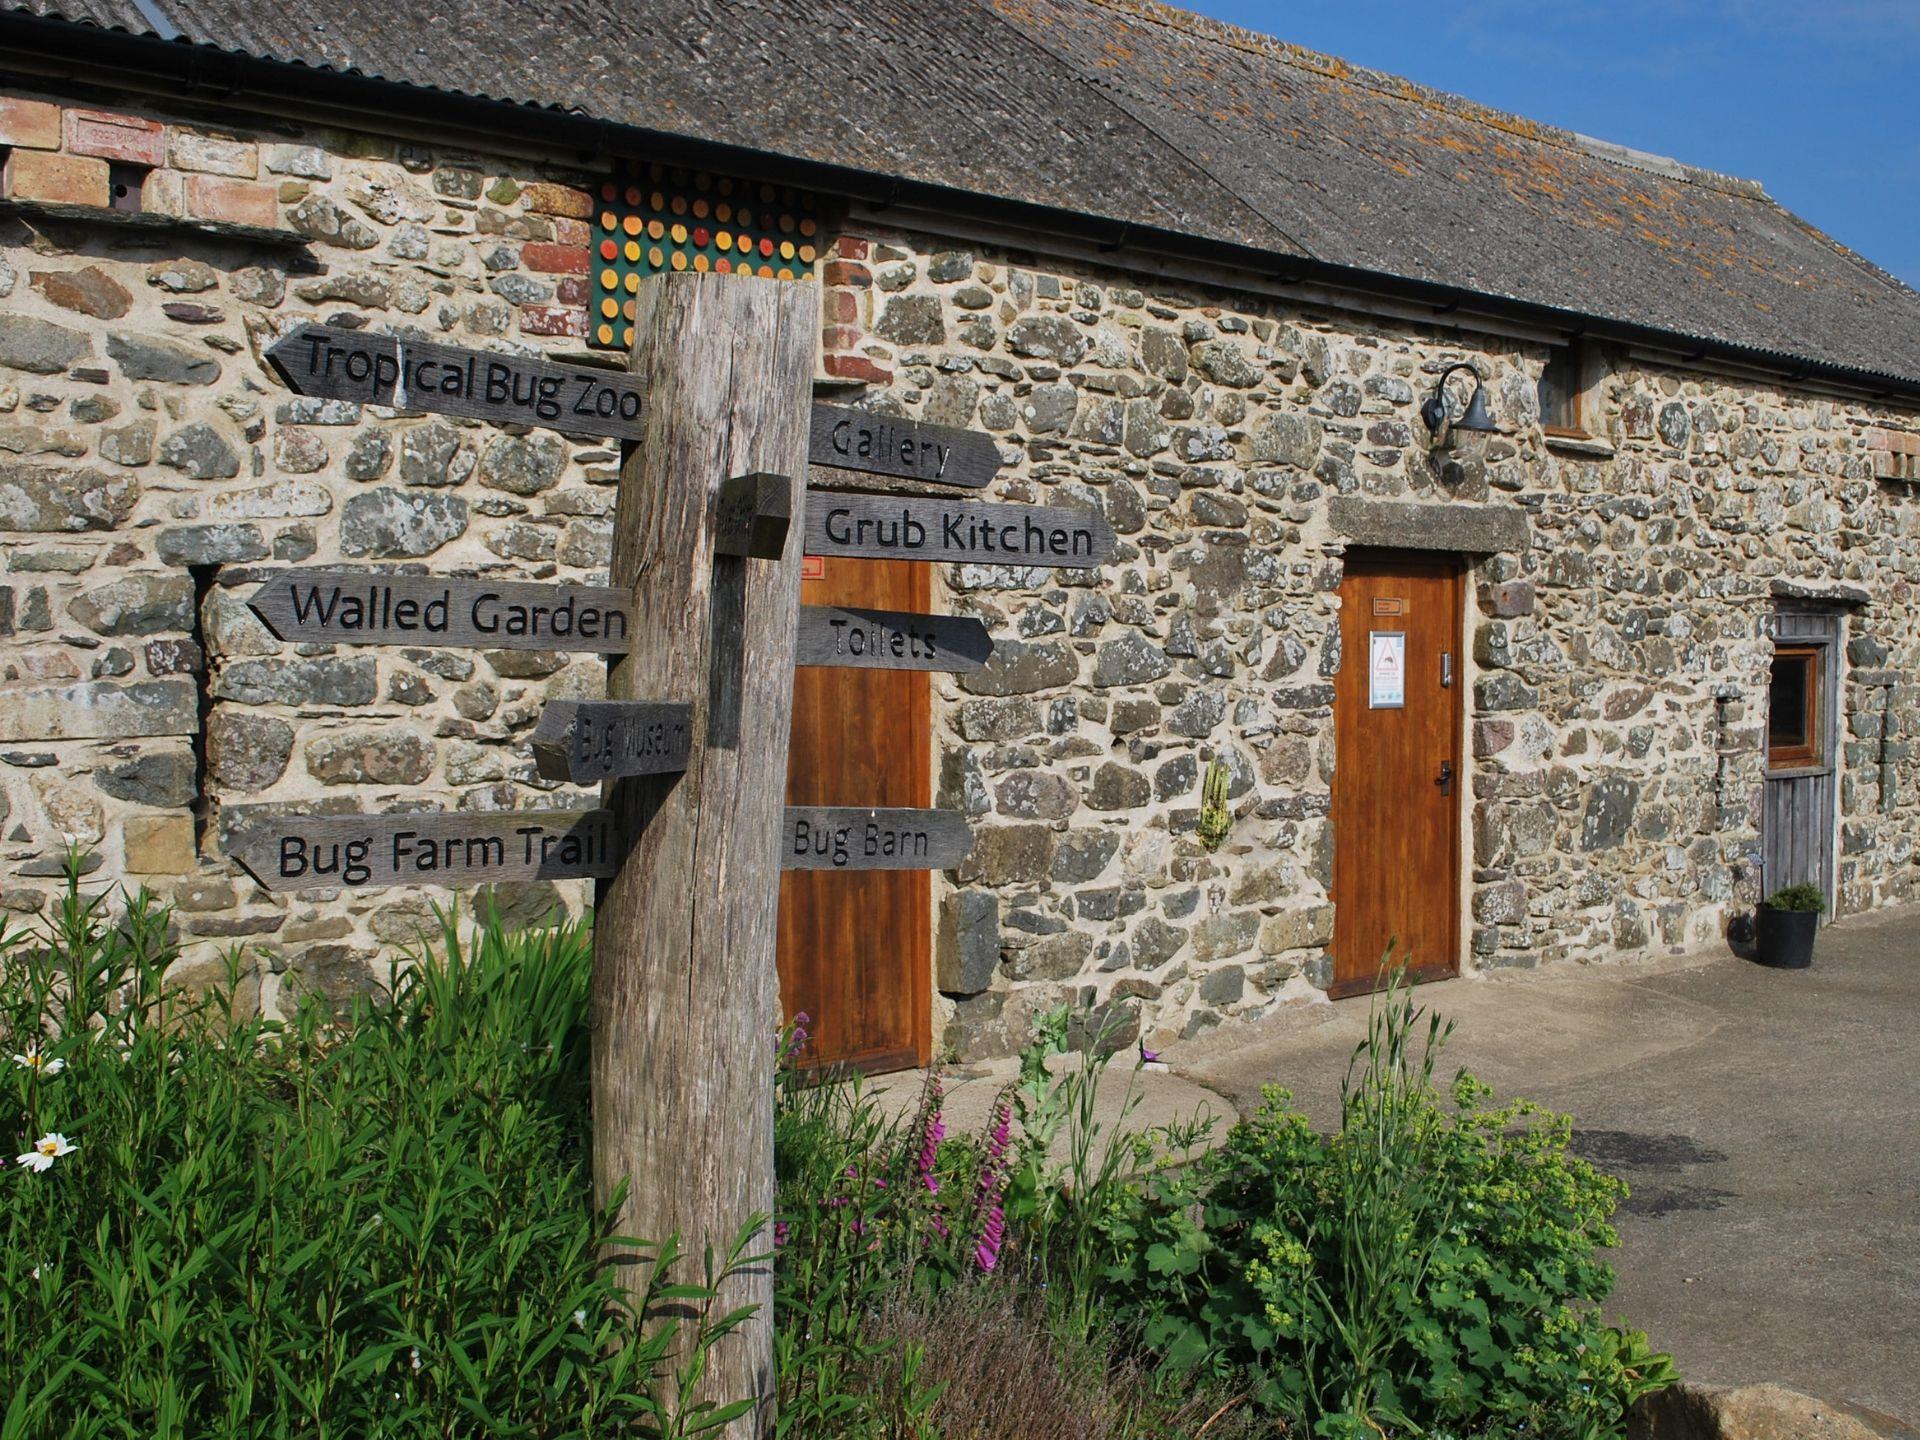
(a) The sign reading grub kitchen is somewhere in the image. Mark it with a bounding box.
[797,605,993,673]
[804,494,1115,567]
[809,403,1001,490]
[249,571,634,653]
[265,324,648,441]
[532,700,694,784]
[231,809,619,893]
[781,807,973,871]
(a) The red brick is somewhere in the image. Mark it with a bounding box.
[554,276,589,307]
[520,305,586,338]
[1866,429,1891,451]
[821,352,893,385]
[820,324,863,351]
[822,261,871,289]
[521,182,593,219]
[832,237,871,261]
[552,217,590,247]
[522,241,588,274]
[183,175,279,229]
[0,96,62,150]
[822,288,860,324]
[64,107,166,167]
[2,149,109,206]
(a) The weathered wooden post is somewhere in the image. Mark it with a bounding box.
[592,271,815,1433]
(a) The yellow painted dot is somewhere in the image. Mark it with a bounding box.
[646,218,663,241]
[671,223,688,244]
[670,250,688,271]
[799,244,817,263]
[693,253,710,272]
[717,231,733,252]
[801,270,816,283]
[600,267,618,289]
[623,325,634,346]
[624,271,640,293]
[600,297,619,318]
[779,240,795,260]
[624,240,642,262]
[777,267,793,281]
[596,322,615,345]
[649,246,665,267]
[600,210,617,231]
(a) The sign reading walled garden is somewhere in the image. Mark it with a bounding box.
[234,278,1122,1434]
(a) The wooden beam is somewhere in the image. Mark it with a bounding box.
[592,272,814,1437]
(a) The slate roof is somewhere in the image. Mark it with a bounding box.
[9,0,1920,390]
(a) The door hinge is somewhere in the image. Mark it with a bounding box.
[1441,651,1454,687]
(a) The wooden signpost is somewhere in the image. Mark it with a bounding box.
[805,492,1115,567]
[796,605,991,672]
[531,700,693,784]
[248,571,634,652]
[230,808,619,892]
[809,401,1002,489]
[265,323,649,440]
[226,277,1122,1437]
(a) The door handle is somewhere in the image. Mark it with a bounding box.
[1436,761,1454,796]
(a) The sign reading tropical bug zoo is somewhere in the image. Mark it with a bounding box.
[248,571,635,653]
[231,809,620,893]
[265,324,649,441]
[781,807,973,871]
[532,700,695,784]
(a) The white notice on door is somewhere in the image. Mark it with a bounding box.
[1369,631,1406,709]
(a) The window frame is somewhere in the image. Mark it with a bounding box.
[1538,345,1586,437]
[1766,643,1825,772]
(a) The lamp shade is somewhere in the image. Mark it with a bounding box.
[1454,382,1497,432]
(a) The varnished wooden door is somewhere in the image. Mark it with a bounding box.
[1330,554,1463,997]
[777,556,932,1072]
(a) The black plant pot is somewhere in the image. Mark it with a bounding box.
[1753,904,1818,969]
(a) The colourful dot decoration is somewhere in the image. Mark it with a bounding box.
[589,166,825,350]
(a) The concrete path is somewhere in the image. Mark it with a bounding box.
[1171,908,1920,1423]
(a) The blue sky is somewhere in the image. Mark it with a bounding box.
[1190,1,1920,288]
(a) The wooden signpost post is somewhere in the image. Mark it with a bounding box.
[234,274,1122,1437]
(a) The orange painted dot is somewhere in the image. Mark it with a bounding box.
[648,162,664,181]
[650,190,666,212]
[717,232,734,252]
[695,171,712,192]
[717,177,734,196]
[801,270,816,283]
[601,211,618,233]
[716,202,733,222]
[670,250,688,271]
[601,297,619,318]
[777,267,793,281]
[759,264,775,278]
[693,227,710,247]
[759,237,775,257]
[779,240,795,260]
[649,245,665,267]
[600,238,618,260]
[778,213,795,233]
[624,272,640,293]
[799,244,816,263]
[597,322,614,345]
[716,257,733,274]
[800,217,817,237]
[600,267,618,289]
[758,183,775,202]
[693,253,710,272]
[623,325,634,346]
[623,214,642,235]
[670,194,687,215]
[737,208,752,228]
[647,218,665,240]
[623,298,637,319]
[624,240,642,262]
[671,223,688,244]
[692,198,709,219]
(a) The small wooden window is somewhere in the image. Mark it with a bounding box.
[1767,645,1822,769]
[1539,346,1584,436]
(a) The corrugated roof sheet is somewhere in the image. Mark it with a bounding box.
[10,0,1920,387]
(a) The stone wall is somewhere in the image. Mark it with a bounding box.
[3,82,1918,1053]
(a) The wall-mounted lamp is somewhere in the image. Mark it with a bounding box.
[1420,363,1497,450]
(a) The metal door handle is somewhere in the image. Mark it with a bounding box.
[1436,761,1453,796]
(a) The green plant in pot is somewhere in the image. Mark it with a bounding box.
[1755,882,1825,969]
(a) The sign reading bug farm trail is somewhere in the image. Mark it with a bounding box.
[231,810,620,893]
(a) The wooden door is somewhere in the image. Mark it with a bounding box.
[1762,608,1840,915]
[1330,554,1464,997]
[777,556,932,1072]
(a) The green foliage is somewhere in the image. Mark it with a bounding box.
[0,864,754,1439]
[1101,971,1671,1439]
[1195,758,1233,852]
[1763,882,1827,913]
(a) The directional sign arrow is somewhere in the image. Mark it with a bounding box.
[810,403,1001,490]
[803,493,1115,569]
[230,809,620,893]
[796,605,993,673]
[531,700,694,784]
[248,571,635,653]
[265,323,648,441]
[781,807,973,871]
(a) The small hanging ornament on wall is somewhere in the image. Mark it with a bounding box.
[1197,756,1233,852]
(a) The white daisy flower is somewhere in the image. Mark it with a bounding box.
[15,1133,77,1173]
[10,1050,64,1076]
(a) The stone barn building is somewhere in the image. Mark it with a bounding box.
[3,0,1918,1069]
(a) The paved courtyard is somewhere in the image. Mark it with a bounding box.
[1167,906,1920,1423]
